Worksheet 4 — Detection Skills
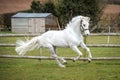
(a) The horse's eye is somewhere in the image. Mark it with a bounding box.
[83,24,85,27]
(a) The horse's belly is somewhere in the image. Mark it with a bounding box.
[52,40,68,47]
[51,36,68,47]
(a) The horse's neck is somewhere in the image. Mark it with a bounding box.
[71,22,82,37]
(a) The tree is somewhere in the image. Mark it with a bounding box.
[55,0,104,27]
[31,0,44,13]
[30,0,104,28]
[44,1,55,14]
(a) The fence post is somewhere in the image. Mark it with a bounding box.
[83,36,87,60]
[107,26,110,44]
[39,47,42,62]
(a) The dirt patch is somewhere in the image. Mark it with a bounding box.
[103,4,120,14]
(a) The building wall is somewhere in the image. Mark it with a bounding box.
[12,18,46,33]
[12,18,29,33]
[45,15,58,31]
[11,14,58,33]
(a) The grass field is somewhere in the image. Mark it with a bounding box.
[0,58,120,80]
[0,47,120,80]
[0,35,120,80]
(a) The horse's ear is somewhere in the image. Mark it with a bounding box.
[87,17,90,22]
[85,17,90,22]
[83,17,90,22]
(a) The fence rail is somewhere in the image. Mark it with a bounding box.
[0,33,120,37]
[0,33,120,47]
[90,33,120,36]
[0,43,120,47]
[0,33,120,60]
[0,55,120,60]
[0,34,40,37]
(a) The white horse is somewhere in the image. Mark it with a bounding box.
[15,15,92,68]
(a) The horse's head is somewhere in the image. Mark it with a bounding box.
[71,16,90,36]
[80,16,90,36]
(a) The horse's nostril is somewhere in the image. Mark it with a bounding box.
[86,34,89,36]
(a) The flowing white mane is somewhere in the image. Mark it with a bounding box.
[66,15,90,29]
[66,16,83,29]
[71,16,83,22]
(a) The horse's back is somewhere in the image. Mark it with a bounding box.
[40,30,69,47]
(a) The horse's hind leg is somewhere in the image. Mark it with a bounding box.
[48,45,66,68]
[54,46,67,64]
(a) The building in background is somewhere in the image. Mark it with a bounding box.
[12,13,58,33]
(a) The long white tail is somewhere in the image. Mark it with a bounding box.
[15,37,39,56]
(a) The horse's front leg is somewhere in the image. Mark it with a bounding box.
[86,47,92,62]
[80,41,92,62]
[71,46,83,62]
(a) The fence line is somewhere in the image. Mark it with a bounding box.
[0,43,120,47]
[0,34,40,37]
[0,55,120,60]
[0,33,120,60]
[86,44,120,47]
[0,33,120,37]
[90,33,120,36]
[0,44,15,47]
[0,33,120,47]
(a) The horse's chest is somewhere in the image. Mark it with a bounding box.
[66,33,83,46]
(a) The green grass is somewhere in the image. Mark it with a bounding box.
[0,47,120,57]
[86,36,120,44]
[0,58,120,80]
[0,31,13,34]
[0,47,120,80]
[0,35,120,80]
[0,37,33,43]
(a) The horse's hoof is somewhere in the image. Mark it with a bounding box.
[88,60,91,63]
[88,59,92,63]
[59,65,66,68]
[83,59,87,62]
[88,58,92,63]
[63,61,67,65]
[73,59,76,62]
